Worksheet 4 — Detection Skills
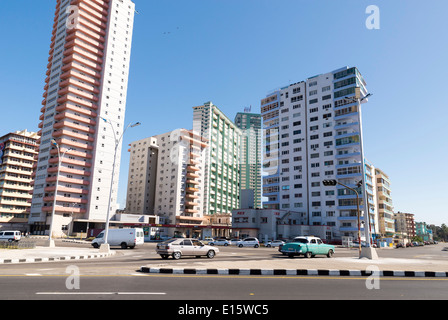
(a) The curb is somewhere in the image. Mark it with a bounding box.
[139,267,448,278]
[0,252,115,264]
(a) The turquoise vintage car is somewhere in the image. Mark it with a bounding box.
[280,236,335,258]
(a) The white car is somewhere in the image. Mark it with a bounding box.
[209,239,230,246]
[237,237,260,248]
[265,240,285,248]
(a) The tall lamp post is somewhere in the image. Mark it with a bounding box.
[99,118,141,253]
[343,92,378,259]
[47,139,73,247]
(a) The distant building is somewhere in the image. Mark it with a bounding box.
[416,222,433,242]
[375,167,395,237]
[193,102,242,237]
[231,208,333,242]
[0,130,39,232]
[126,129,208,238]
[125,136,158,215]
[394,212,416,240]
[234,112,262,209]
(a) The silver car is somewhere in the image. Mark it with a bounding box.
[156,238,219,260]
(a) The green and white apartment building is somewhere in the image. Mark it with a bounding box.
[192,102,242,236]
[125,102,244,238]
[260,66,384,242]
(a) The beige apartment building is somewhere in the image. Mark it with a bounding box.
[375,167,395,237]
[126,129,209,238]
[0,130,39,232]
[394,211,416,240]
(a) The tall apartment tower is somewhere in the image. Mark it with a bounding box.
[234,112,262,209]
[261,67,371,241]
[192,102,242,223]
[125,136,158,215]
[29,0,135,237]
[0,130,39,232]
[126,129,208,238]
[374,167,394,237]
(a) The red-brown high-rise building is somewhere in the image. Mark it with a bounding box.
[29,0,135,237]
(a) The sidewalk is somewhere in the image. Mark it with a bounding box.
[0,246,115,264]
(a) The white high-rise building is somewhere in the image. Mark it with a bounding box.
[29,0,136,237]
[261,67,372,241]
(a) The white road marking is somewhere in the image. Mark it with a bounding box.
[36,292,166,295]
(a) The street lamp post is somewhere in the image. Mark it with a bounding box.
[47,139,73,247]
[343,92,378,259]
[99,118,141,253]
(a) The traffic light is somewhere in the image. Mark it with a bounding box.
[322,179,337,186]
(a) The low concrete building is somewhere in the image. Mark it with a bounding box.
[231,208,334,242]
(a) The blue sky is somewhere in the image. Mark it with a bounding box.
[1,0,447,225]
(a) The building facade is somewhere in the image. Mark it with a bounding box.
[234,112,262,209]
[395,211,416,240]
[125,136,158,215]
[375,167,395,237]
[126,129,209,238]
[416,222,433,242]
[192,102,242,232]
[29,0,135,237]
[0,130,39,232]
[260,67,372,241]
[231,208,333,242]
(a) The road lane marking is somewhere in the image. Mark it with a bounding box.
[36,292,166,295]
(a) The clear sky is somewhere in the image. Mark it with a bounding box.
[1,0,447,225]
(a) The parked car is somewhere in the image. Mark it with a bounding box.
[265,240,285,248]
[237,237,260,248]
[279,236,335,258]
[0,231,21,243]
[209,239,230,246]
[200,237,213,244]
[229,238,240,245]
[91,228,144,249]
[156,238,219,259]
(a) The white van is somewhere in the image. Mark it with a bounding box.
[91,228,144,249]
[0,231,22,242]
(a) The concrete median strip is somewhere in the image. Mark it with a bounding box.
[139,266,448,277]
[0,250,115,264]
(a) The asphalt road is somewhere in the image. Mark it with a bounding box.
[1,240,447,302]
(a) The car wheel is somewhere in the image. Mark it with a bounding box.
[224,243,228,246]
[304,251,312,258]
[266,244,271,248]
[172,252,182,260]
[209,243,214,246]
[254,244,259,248]
[121,242,127,249]
[161,254,169,259]
[327,249,334,258]
[206,250,215,259]
[92,243,99,249]
[238,244,243,248]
